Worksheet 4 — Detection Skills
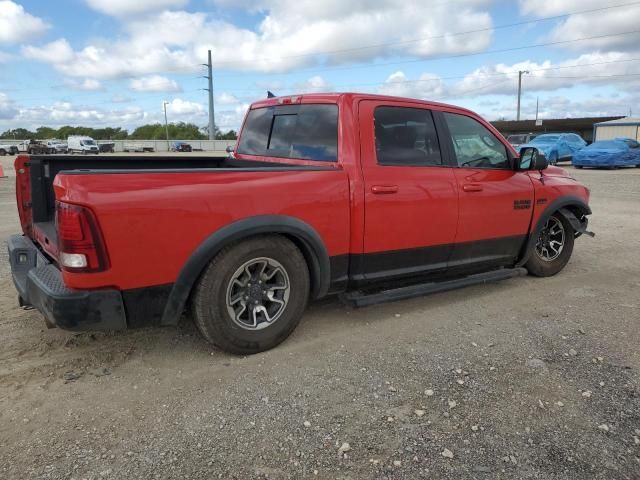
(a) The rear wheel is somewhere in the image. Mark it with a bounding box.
[0,149,6,156]
[192,235,310,355]
[526,214,574,277]
[574,165,583,169]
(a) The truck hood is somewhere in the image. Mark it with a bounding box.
[543,165,572,178]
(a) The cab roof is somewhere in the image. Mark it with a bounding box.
[249,92,477,116]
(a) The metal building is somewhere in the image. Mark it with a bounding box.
[593,117,640,141]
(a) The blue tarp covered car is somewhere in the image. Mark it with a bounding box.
[519,133,587,164]
[572,138,640,169]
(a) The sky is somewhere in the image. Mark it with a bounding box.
[0,0,639,133]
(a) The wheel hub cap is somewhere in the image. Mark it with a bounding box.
[226,257,291,331]
[535,217,565,262]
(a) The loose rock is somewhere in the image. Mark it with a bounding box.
[441,448,454,459]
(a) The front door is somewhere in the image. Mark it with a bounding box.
[439,111,534,271]
[357,100,458,283]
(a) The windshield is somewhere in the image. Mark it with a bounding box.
[531,135,560,143]
[81,140,96,146]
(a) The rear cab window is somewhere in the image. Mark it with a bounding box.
[237,104,338,162]
[374,106,443,166]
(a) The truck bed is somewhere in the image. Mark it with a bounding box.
[18,154,340,267]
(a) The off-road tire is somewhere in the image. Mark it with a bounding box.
[192,235,310,355]
[526,213,575,277]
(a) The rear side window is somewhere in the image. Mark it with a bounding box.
[374,106,442,166]
[237,104,338,161]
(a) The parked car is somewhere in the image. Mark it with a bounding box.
[46,140,68,154]
[67,136,99,154]
[519,133,587,164]
[0,143,18,155]
[172,141,192,152]
[17,139,49,154]
[572,138,640,169]
[9,93,592,355]
[506,133,537,150]
[98,142,115,153]
[123,142,154,152]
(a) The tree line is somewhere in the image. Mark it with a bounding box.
[0,123,238,140]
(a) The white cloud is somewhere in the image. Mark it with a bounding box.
[11,102,146,128]
[215,103,250,132]
[64,78,104,91]
[165,98,206,116]
[381,51,640,102]
[481,92,639,121]
[0,92,18,120]
[22,39,75,63]
[22,1,494,78]
[216,93,239,105]
[451,51,640,97]
[378,71,445,98]
[129,75,182,92]
[85,0,188,17]
[518,1,640,51]
[293,75,332,93]
[0,1,48,44]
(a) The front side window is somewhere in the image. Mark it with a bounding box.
[374,106,442,166]
[443,112,510,169]
[237,104,338,161]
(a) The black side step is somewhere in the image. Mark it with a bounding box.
[342,268,528,308]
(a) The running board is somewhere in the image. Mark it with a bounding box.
[341,268,528,308]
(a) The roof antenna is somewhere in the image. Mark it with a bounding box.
[267,91,276,98]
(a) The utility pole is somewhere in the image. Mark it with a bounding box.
[163,101,170,151]
[202,50,215,140]
[535,97,539,123]
[516,70,529,121]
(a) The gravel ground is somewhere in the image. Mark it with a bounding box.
[0,155,639,479]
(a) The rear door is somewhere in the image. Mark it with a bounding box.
[356,100,458,283]
[439,111,533,271]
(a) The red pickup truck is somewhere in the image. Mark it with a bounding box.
[9,93,592,354]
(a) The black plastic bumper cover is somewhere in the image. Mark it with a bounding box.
[8,234,126,331]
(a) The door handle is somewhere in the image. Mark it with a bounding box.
[463,184,483,192]
[371,185,399,194]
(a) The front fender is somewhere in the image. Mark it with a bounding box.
[516,196,592,267]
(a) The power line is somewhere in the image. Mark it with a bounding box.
[210,1,640,67]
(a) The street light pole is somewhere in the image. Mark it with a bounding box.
[163,101,170,151]
[516,70,529,121]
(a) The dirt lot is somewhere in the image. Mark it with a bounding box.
[1,154,639,479]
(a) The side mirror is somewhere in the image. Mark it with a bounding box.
[225,145,234,154]
[518,147,548,171]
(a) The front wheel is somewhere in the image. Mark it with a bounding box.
[192,235,310,355]
[526,214,575,277]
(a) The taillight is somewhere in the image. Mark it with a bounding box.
[56,201,109,272]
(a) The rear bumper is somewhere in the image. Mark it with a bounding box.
[8,234,126,331]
